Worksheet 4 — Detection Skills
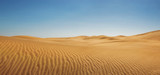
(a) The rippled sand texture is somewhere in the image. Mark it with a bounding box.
[0,30,160,75]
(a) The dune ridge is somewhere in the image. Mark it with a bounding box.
[132,30,160,41]
[12,35,42,40]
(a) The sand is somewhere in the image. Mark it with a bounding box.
[0,30,160,75]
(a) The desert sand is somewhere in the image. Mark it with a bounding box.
[0,30,160,75]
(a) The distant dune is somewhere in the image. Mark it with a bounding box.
[67,35,116,40]
[132,30,160,41]
[0,30,160,75]
[12,35,43,40]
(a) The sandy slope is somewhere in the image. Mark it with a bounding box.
[0,30,160,75]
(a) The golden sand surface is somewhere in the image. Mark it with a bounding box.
[0,30,160,75]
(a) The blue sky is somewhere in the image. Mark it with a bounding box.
[0,0,160,37]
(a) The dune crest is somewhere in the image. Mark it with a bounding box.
[130,30,160,41]
[12,35,42,40]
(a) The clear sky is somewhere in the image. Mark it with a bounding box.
[0,0,160,37]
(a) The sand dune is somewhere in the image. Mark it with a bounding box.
[68,35,116,40]
[12,35,43,40]
[0,30,160,75]
[130,30,160,41]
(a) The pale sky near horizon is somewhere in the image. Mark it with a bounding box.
[0,0,160,37]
